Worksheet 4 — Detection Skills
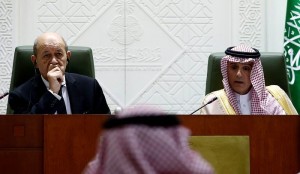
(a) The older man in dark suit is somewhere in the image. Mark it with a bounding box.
[9,32,110,114]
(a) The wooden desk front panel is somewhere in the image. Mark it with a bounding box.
[179,116,300,174]
[44,115,107,174]
[0,115,44,174]
[0,115,299,174]
[44,115,300,174]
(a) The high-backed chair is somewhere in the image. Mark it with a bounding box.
[7,46,95,114]
[205,52,290,97]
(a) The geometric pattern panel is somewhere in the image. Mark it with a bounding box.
[36,0,214,114]
[0,0,13,114]
[1,0,267,114]
[132,0,213,114]
[89,0,185,108]
[238,0,263,49]
[37,0,113,43]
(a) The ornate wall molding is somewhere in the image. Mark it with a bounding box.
[0,0,13,113]
[0,0,284,114]
[238,0,263,49]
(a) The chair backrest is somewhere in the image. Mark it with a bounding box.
[205,52,290,97]
[7,45,95,114]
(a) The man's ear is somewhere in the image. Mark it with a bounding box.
[31,55,37,67]
[66,51,71,63]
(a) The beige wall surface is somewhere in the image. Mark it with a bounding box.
[0,0,287,114]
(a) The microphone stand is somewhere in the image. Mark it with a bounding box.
[0,92,9,100]
[190,97,217,115]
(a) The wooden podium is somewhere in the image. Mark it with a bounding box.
[0,115,299,174]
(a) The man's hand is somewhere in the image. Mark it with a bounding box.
[47,64,64,94]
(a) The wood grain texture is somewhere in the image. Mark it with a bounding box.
[0,115,299,174]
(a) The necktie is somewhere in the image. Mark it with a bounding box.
[57,85,67,114]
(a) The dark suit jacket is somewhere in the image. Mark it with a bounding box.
[8,73,110,114]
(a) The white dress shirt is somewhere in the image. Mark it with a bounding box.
[235,91,251,115]
[41,75,72,114]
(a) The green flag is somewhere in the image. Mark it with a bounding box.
[284,0,300,113]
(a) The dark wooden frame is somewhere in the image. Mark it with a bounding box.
[0,115,299,174]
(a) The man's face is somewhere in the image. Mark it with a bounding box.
[33,34,70,80]
[227,61,253,94]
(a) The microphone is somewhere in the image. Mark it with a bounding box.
[0,92,9,100]
[190,97,218,115]
[114,106,123,115]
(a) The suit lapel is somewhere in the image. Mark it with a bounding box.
[65,73,84,114]
[32,75,48,103]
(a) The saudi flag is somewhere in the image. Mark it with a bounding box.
[284,0,300,113]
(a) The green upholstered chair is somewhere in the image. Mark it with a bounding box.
[7,46,95,114]
[205,52,290,97]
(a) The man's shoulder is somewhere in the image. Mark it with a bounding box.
[13,76,38,92]
[9,75,41,100]
[265,85,286,96]
[65,73,98,86]
[265,85,290,104]
[205,89,225,99]
[66,73,96,82]
[66,72,93,79]
[266,85,298,115]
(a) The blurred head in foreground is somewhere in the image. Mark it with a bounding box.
[84,106,214,174]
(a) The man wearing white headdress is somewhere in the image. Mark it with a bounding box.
[200,45,297,115]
